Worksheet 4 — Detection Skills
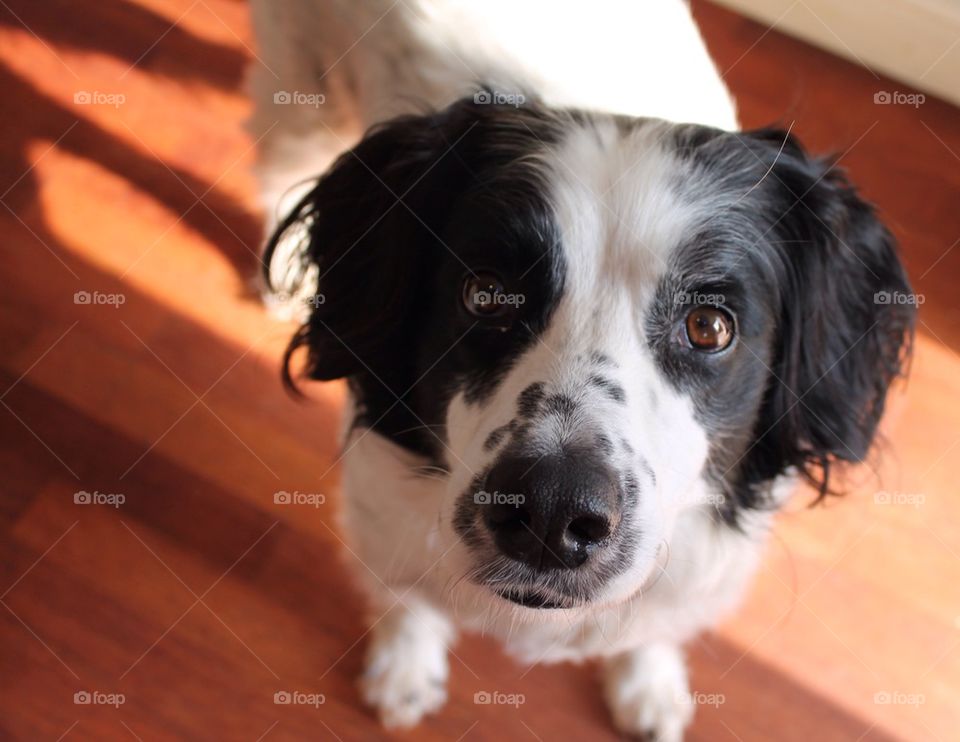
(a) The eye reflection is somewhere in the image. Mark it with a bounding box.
[462,271,516,322]
[685,306,734,351]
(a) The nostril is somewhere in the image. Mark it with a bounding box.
[483,502,540,565]
[566,514,611,546]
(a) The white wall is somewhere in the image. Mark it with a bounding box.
[712,0,960,105]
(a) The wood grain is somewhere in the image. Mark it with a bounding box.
[1,1,958,739]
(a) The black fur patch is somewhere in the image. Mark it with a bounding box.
[264,96,568,466]
[543,393,577,419]
[588,374,626,403]
[267,100,913,537]
[590,351,614,367]
[517,382,546,419]
[483,423,513,452]
[648,125,914,524]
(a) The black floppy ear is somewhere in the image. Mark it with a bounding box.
[262,102,476,383]
[740,129,915,499]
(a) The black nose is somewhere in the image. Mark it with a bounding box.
[480,455,620,570]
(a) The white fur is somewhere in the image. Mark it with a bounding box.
[436,121,757,619]
[359,595,453,729]
[342,427,771,660]
[249,0,737,290]
[340,424,771,733]
[250,2,759,737]
[604,643,694,741]
[339,240,774,730]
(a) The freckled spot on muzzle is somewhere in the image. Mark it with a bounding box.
[588,374,626,403]
[589,351,615,367]
[483,422,513,452]
[543,393,577,418]
[517,382,545,419]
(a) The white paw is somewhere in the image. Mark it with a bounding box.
[603,644,694,742]
[359,608,450,729]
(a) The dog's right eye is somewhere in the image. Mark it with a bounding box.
[684,306,734,352]
[462,271,517,323]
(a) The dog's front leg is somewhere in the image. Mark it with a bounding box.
[602,642,694,741]
[359,593,453,729]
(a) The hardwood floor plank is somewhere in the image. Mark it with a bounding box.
[2,0,958,739]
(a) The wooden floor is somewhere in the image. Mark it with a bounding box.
[1,1,959,739]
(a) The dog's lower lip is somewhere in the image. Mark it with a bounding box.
[497,588,568,609]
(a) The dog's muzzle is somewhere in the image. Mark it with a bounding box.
[480,454,622,571]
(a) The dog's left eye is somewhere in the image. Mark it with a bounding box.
[685,306,734,352]
[462,271,516,321]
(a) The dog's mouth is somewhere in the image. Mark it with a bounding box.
[495,588,574,610]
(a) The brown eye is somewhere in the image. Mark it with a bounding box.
[685,306,734,351]
[462,271,513,320]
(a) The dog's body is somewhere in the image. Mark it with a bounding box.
[248,0,738,236]
[341,427,779,734]
[249,2,914,738]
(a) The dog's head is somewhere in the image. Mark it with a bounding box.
[265,96,913,611]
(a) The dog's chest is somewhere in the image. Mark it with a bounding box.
[339,429,769,665]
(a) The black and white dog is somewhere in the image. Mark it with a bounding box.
[249,1,914,738]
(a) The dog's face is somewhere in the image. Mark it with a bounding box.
[266,97,912,611]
